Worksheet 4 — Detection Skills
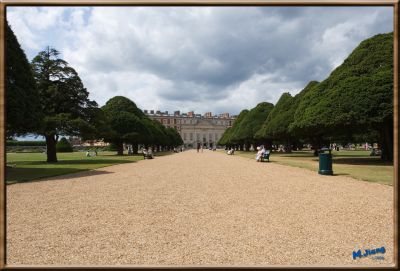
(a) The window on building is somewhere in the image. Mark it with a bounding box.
[184,133,187,140]
[167,119,170,124]
[174,119,177,124]
[190,133,193,140]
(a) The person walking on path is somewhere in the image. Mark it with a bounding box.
[197,143,200,153]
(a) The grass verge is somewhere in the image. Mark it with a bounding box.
[6,151,171,184]
[221,150,393,185]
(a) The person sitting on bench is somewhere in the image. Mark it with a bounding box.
[255,146,265,162]
[143,148,154,159]
[261,149,270,162]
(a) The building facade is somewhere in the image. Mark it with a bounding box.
[144,110,236,148]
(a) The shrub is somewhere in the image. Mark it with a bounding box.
[6,140,46,146]
[103,143,118,151]
[56,137,73,152]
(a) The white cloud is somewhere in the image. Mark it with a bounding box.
[7,6,393,115]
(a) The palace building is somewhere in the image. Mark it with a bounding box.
[144,110,236,149]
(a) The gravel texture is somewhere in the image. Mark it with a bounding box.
[7,150,394,266]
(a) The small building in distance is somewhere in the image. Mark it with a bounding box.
[145,110,236,149]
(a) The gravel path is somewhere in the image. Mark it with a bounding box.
[7,150,394,266]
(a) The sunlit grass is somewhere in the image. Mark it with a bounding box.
[221,150,393,185]
[6,151,171,184]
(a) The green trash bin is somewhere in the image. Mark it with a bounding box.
[318,149,333,175]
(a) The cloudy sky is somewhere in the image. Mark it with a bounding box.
[8,6,393,116]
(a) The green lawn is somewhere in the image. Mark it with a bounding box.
[6,151,168,185]
[225,150,393,186]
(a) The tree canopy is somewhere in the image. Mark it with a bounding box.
[6,21,41,137]
[290,32,393,160]
[102,96,183,155]
[256,93,295,141]
[217,109,249,147]
[232,102,274,148]
[102,96,149,155]
[217,32,393,161]
[31,46,98,162]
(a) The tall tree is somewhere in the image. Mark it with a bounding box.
[31,47,98,162]
[256,93,295,152]
[218,109,249,150]
[102,96,148,155]
[217,127,233,148]
[232,102,274,150]
[256,81,319,152]
[290,33,393,161]
[6,21,41,137]
[165,127,184,149]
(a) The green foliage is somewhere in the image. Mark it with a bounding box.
[232,102,274,144]
[103,143,118,151]
[6,22,42,136]
[291,33,393,137]
[256,93,294,140]
[165,127,184,147]
[102,96,184,149]
[102,96,144,118]
[56,137,73,152]
[218,109,249,145]
[102,96,149,147]
[217,127,232,146]
[256,81,320,141]
[31,46,99,162]
[6,141,46,146]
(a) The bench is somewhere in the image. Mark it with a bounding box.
[86,150,97,157]
[260,150,270,162]
[142,149,154,159]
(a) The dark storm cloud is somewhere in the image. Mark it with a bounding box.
[8,6,394,114]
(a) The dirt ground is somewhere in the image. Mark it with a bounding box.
[6,150,394,267]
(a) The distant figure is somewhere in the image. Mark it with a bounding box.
[255,146,266,162]
[201,145,203,153]
[197,143,201,153]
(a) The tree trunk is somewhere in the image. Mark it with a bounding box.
[117,142,124,155]
[132,143,138,155]
[264,140,272,150]
[45,134,58,163]
[245,143,250,151]
[285,139,292,153]
[380,121,393,162]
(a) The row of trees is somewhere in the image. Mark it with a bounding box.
[6,22,182,162]
[218,32,394,161]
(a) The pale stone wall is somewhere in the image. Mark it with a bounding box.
[146,113,235,148]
